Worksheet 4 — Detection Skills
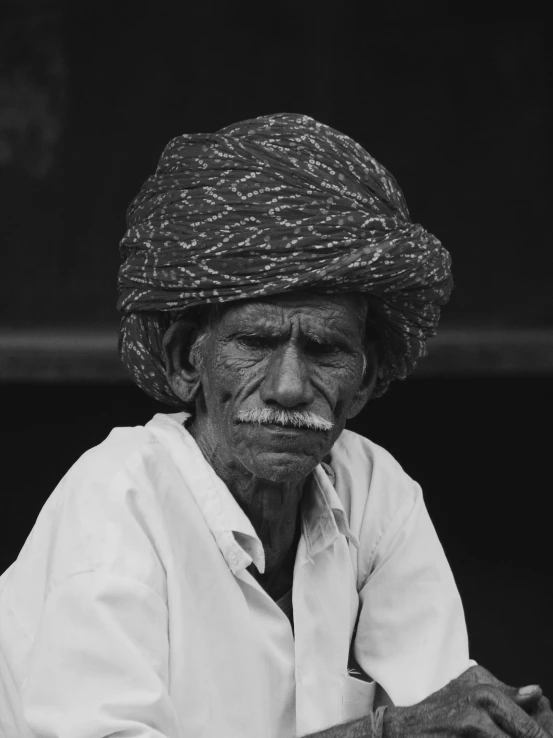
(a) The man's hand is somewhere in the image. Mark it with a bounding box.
[383,665,553,738]
[517,691,553,738]
[458,666,553,737]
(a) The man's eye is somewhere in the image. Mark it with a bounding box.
[237,336,274,350]
[307,341,339,356]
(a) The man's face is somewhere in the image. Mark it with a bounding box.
[193,292,374,483]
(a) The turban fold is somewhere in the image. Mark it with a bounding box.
[117,113,452,404]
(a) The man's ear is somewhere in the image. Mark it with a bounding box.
[162,320,203,405]
[346,342,381,420]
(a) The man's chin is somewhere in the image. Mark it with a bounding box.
[240,449,320,484]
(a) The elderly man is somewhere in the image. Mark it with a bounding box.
[0,114,551,738]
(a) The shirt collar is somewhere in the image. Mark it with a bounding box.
[210,472,266,574]
[150,412,357,577]
[302,463,359,559]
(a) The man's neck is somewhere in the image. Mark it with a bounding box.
[188,417,307,573]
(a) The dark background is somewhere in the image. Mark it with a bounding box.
[1,0,551,702]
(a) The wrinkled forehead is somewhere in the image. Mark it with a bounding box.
[213,291,368,335]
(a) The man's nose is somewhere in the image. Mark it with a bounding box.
[259,344,315,408]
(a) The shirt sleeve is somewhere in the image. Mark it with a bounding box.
[21,571,183,738]
[353,481,471,707]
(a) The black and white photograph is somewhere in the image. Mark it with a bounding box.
[0,3,551,737]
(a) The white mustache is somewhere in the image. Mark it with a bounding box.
[236,408,333,432]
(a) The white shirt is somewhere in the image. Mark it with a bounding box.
[0,413,471,738]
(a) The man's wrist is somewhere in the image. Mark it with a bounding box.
[381,705,399,738]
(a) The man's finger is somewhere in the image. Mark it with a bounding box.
[479,687,551,738]
[460,665,518,698]
[519,686,542,697]
[514,686,544,711]
[460,666,544,710]
[531,697,553,737]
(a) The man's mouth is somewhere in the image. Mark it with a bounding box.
[260,422,323,432]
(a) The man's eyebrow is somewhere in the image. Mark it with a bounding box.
[303,330,360,351]
[222,323,282,342]
[303,331,338,344]
[230,323,283,337]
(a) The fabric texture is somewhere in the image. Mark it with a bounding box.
[117,113,453,405]
[0,414,471,738]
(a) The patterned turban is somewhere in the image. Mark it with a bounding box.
[117,113,452,404]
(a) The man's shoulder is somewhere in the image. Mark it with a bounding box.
[330,429,419,529]
[7,415,193,601]
[66,422,160,485]
[43,417,193,543]
[37,419,175,539]
[63,413,188,488]
[332,428,415,488]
